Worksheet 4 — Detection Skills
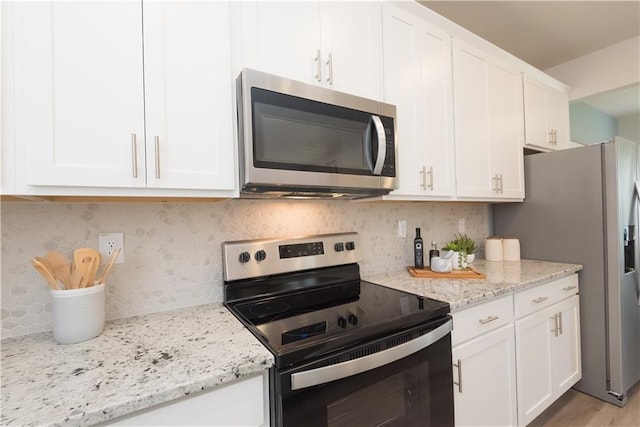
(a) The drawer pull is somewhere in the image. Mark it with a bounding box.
[563,286,577,291]
[453,359,462,393]
[478,315,499,325]
[533,296,548,304]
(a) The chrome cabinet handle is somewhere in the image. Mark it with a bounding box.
[453,359,462,393]
[558,311,563,335]
[154,136,161,179]
[548,130,554,144]
[552,313,559,337]
[492,174,498,192]
[478,315,499,325]
[326,52,333,85]
[290,319,452,390]
[563,285,577,291]
[420,166,427,190]
[314,49,322,82]
[427,166,434,191]
[533,296,548,304]
[499,174,504,193]
[131,133,138,178]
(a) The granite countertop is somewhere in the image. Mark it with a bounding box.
[1,303,274,427]
[364,259,583,312]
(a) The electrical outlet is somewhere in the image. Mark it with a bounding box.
[397,220,407,238]
[98,232,124,264]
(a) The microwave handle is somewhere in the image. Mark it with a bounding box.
[364,115,387,175]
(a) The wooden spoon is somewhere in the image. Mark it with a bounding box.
[72,248,99,288]
[31,258,61,290]
[97,247,120,284]
[45,251,72,290]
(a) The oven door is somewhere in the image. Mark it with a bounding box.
[274,317,454,427]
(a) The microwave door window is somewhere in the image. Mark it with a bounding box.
[252,94,372,175]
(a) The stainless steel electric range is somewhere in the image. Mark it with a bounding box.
[223,232,454,427]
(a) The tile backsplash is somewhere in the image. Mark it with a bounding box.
[1,200,490,338]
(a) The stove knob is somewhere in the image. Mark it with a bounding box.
[238,251,251,263]
[255,249,267,262]
[348,314,358,326]
[337,317,347,329]
[345,241,356,251]
[334,242,345,252]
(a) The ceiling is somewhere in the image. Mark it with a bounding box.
[419,1,640,118]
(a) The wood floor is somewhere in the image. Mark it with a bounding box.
[529,382,640,427]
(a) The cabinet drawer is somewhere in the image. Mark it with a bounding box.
[514,274,579,318]
[452,295,514,346]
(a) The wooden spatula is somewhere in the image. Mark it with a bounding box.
[45,251,72,290]
[32,258,61,290]
[97,247,120,284]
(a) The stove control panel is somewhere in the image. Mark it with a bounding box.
[222,232,362,281]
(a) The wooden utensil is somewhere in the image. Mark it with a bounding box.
[97,247,120,284]
[31,258,61,290]
[72,248,100,288]
[45,251,72,290]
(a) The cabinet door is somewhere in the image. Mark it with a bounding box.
[552,295,582,396]
[15,2,146,188]
[236,1,321,84]
[143,2,235,190]
[547,86,570,150]
[382,3,455,200]
[515,304,556,426]
[523,75,553,150]
[452,324,518,427]
[452,41,493,198]
[321,2,382,100]
[489,63,524,199]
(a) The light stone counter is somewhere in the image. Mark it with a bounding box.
[1,303,274,427]
[364,259,582,312]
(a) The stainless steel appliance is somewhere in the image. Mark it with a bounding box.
[223,233,454,426]
[494,137,640,406]
[236,69,397,199]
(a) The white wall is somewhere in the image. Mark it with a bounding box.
[545,36,640,100]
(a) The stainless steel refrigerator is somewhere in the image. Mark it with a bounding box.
[494,137,640,407]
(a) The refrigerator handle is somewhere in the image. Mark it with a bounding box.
[635,181,640,305]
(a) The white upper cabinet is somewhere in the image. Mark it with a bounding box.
[233,1,382,101]
[15,2,146,189]
[452,40,524,201]
[382,2,455,199]
[8,1,235,195]
[523,75,570,151]
[143,2,235,191]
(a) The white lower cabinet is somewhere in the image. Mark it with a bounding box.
[452,295,518,427]
[515,284,581,425]
[451,274,581,427]
[103,371,269,426]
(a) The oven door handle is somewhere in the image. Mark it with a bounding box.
[290,318,453,391]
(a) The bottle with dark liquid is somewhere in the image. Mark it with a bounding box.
[414,228,424,269]
[429,241,440,268]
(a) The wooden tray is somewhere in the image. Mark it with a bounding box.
[407,266,486,279]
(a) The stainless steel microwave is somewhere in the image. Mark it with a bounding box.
[236,69,397,199]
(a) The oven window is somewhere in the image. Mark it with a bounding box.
[277,331,453,427]
[327,371,416,426]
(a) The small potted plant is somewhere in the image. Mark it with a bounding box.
[442,234,476,270]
